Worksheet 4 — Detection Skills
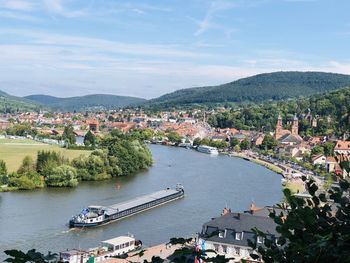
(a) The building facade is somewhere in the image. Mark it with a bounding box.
[197,206,280,262]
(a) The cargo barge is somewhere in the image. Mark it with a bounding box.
[69,184,184,228]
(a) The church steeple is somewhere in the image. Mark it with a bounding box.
[275,114,283,139]
[291,114,299,135]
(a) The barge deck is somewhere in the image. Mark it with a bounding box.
[69,184,184,228]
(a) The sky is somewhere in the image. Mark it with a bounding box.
[0,0,349,99]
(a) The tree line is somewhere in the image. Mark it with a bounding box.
[0,131,152,191]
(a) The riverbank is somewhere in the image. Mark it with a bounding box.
[0,144,283,259]
[227,151,305,193]
[228,151,284,175]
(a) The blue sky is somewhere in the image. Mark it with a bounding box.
[0,0,349,98]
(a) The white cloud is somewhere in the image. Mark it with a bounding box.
[42,0,88,17]
[0,29,214,59]
[194,0,236,36]
[328,61,350,74]
[0,10,40,21]
[0,29,349,98]
[0,0,35,11]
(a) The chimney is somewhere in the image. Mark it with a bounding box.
[221,207,231,216]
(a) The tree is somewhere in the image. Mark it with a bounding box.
[323,141,335,156]
[0,159,7,176]
[233,144,241,152]
[4,249,57,263]
[240,139,251,150]
[84,130,96,147]
[250,178,350,263]
[45,165,78,187]
[260,134,278,150]
[230,137,239,148]
[17,156,35,174]
[62,124,76,145]
[167,237,234,262]
[36,151,68,176]
[193,138,201,146]
[167,131,182,144]
[311,145,324,156]
[0,159,8,185]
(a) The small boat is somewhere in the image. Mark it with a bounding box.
[69,184,184,228]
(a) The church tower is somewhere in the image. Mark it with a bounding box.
[291,114,299,135]
[275,114,283,139]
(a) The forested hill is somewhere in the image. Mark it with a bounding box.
[146,71,350,107]
[25,94,146,112]
[208,86,350,136]
[0,90,42,113]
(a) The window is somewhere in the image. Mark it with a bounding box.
[218,231,225,238]
[257,236,264,244]
[213,244,219,252]
[235,246,241,256]
[222,245,227,253]
[235,232,243,240]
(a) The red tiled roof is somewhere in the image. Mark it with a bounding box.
[334,140,350,150]
[326,156,337,163]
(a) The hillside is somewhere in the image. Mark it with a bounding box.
[147,71,350,107]
[25,94,147,112]
[0,90,42,113]
[208,86,350,136]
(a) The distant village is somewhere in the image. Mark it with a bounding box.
[0,107,349,182]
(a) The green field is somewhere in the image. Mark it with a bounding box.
[284,181,305,194]
[0,139,91,172]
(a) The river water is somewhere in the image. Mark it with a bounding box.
[0,145,283,258]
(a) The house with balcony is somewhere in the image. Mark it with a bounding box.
[197,205,280,262]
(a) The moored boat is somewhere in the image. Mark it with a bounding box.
[60,234,142,263]
[69,184,184,228]
[197,145,219,155]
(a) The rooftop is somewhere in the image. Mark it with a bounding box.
[334,140,350,150]
[102,236,135,246]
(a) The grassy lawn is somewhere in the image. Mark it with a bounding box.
[251,158,284,174]
[284,181,305,194]
[0,138,44,144]
[0,138,91,172]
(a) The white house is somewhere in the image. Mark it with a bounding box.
[312,154,326,166]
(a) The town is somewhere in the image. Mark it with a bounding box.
[1,106,349,182]
[1,104,349,262]
[1,0,349,262]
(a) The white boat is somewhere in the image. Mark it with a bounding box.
[60,235,141,263]
[197,145,219,155]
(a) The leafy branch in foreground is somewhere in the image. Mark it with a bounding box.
[249,177,350,263]
[167,237,234,263]
[4,249,57,263]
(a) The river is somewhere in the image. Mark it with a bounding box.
[0,145,283,258]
